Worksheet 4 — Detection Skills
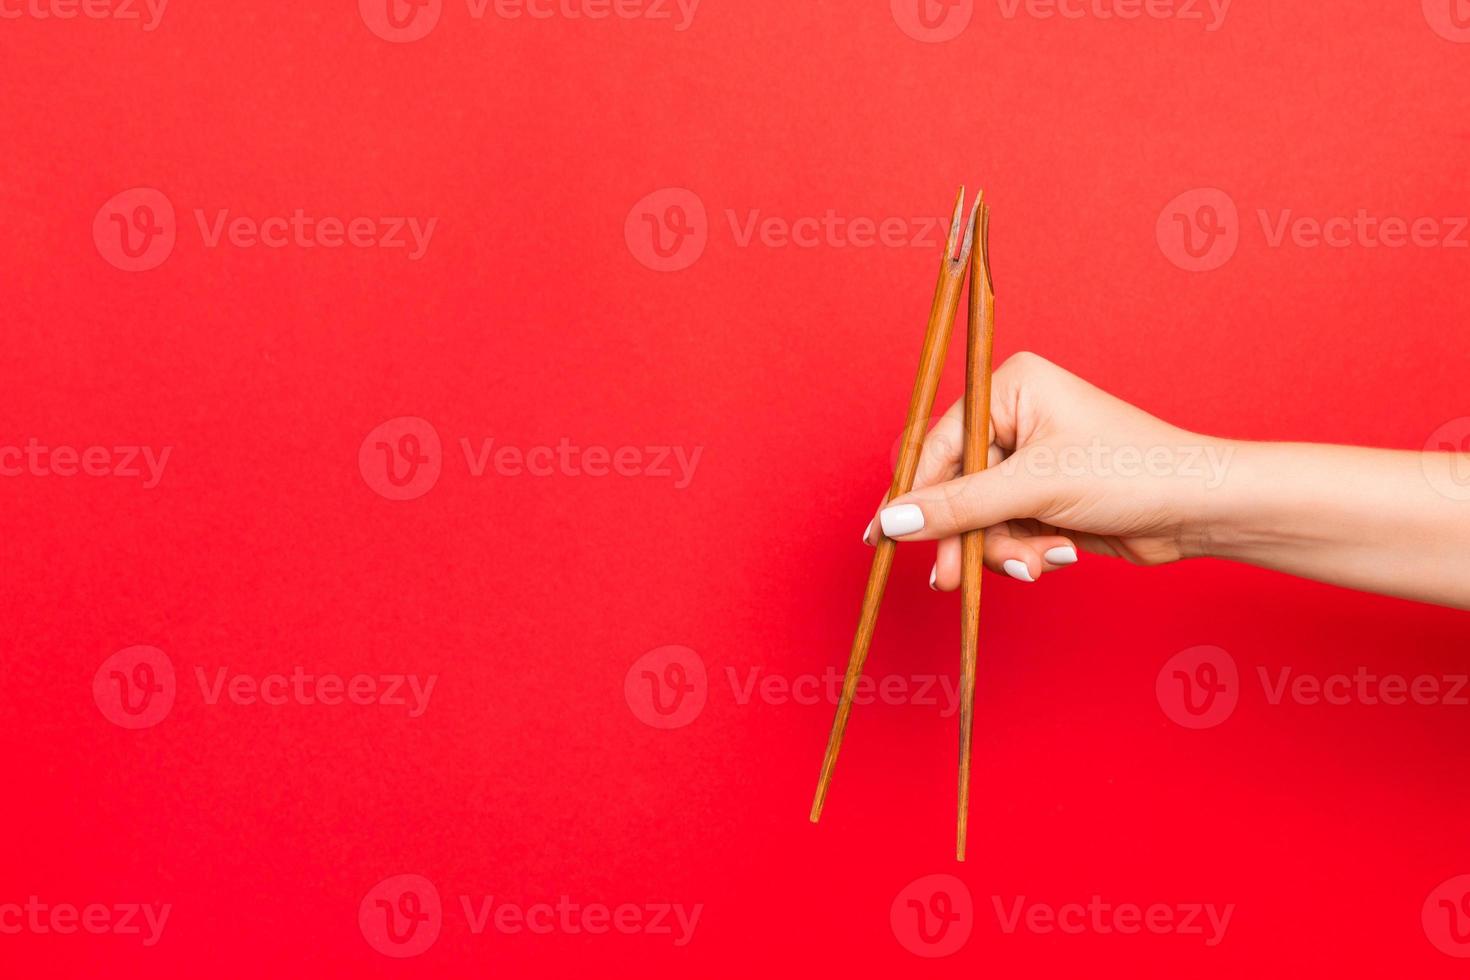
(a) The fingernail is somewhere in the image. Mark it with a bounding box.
[929,564,938,591]
[879,504,925,538]
[863,519,874,545]
[1003,559,1035,583]
[1044,546,1078,566]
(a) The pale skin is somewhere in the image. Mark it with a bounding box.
[867,352,1470,612]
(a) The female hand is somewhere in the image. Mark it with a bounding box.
[867,352,1226,590]
[866,352,1470,611]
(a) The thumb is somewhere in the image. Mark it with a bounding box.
[876,457,1054,542]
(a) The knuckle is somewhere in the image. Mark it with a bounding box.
[1005,350,1051,375]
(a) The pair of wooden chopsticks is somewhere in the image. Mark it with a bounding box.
[809,187,996,862]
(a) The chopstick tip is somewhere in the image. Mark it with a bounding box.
[955,195,982,265]
[945,187,968,258]
[979,202,994,291]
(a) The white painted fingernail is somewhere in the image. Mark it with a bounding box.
[1003,559,1035,583]
[1044,546,1078,566]
[929,564,938,591]
[879,504,925,538]
[863,519,874,545]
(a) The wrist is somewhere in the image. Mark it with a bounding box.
[1182,439,1319,563]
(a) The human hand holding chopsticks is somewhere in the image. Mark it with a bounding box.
[818,196,1467,861]
[866,351,1201,582]
[868,352,1470,611]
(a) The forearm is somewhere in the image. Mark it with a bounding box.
[1189,440,1470,610]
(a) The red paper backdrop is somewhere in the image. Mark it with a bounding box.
[3,1,1469,976]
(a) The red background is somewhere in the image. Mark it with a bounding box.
[3,0,1469,976]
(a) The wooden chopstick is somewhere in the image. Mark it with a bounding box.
[957,200,994,861]
[811,188,980,824]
